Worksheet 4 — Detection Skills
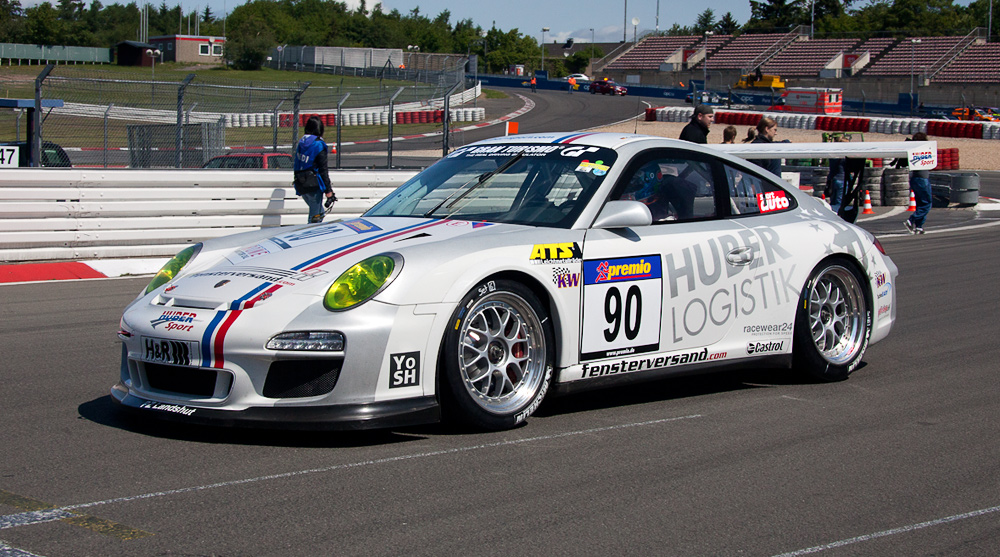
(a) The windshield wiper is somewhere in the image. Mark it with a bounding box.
[423,153,524,218]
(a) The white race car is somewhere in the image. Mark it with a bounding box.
[113,133,925,431]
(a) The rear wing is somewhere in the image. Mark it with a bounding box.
[715,141,937,171]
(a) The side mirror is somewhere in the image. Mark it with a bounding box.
[592,200,652,229]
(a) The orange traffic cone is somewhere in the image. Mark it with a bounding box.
[907,190,916,212]
[862,190,874,214]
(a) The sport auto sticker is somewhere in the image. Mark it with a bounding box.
[663,227,800,343]
[581,256,663,361]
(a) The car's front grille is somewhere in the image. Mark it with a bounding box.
[263,360,341,398]
[145,363,226,397]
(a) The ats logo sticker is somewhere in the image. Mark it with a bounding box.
[389,351,420,388]
[530,242,582,264]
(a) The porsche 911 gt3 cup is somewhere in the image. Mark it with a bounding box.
[113,133,929,431]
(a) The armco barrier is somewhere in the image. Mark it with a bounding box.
[0,169,418,262]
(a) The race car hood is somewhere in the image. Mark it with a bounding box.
[152,217,503,310]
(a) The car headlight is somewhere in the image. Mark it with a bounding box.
[324,254,400,311]
[145,244,202,295]
[266,331,344,351]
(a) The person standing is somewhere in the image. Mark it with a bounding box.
[530,75,537,92]
[903,132,932,234]
[679,104,714,144]
[747,117,782,176]
[567,76,576,94]
[825,135,850,213]
[294,115,336,223]
[722,125,737,144]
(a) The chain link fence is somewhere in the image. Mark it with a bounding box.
[5,62,481,169]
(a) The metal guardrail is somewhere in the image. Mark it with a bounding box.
[0,169,418,261]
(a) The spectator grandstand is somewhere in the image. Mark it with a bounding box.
[604,35,701,71]
[848,37,897,62]
[858,35,964,77]
[762,38,862,76]
[594,27,1000,104]
[690,32,789,70]
[933,43,1000,83]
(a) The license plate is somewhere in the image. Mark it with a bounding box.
[140,336,200,367]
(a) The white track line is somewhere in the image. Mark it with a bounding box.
[0,414,701,531]
[773,503,1000,556]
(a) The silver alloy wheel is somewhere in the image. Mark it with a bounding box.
[458,293,546,415]
[807,265,866,365]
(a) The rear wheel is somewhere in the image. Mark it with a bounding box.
[441,280,554,430]
[793,260,871,382]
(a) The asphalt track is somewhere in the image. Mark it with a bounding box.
[4,90,1000,556]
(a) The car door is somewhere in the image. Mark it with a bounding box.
[580,148,765,364]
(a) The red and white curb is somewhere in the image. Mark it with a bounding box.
[0,258,167,285]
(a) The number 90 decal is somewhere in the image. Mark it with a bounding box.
[581,256,662,361]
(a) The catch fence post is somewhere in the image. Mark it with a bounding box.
[176,74,195,168]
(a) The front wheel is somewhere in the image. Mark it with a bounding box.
[441,279,554,430]
[792,260,871,382]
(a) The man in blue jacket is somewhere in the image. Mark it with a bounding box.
[294,116,336,223]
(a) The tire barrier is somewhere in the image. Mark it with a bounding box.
[930,172,980,205]
[273,107,486,128]
[864,167,885,207]
[881,167,911,207]
[661,108,998,141]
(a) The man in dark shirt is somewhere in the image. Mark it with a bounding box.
[680,104,713,144]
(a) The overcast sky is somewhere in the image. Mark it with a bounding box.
[19,0,759,43]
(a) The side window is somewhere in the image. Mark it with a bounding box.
[616,156,716,223]
[199,44,210,55]
[725,164,795,216]
[269,155,293,169]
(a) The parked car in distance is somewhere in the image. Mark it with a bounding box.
[563,73,590,82]
[0,141,72,167]
[686,91,723,104]
[590,79,627,96]
[202,152,294,170]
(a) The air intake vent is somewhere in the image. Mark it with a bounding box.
[263,359,342,398]
[145,363,230,397]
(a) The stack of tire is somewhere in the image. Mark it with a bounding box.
[811,166,829,198]
[863,167,884,206]
[881,168,911,206]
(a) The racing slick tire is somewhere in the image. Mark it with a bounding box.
[441,279,554,430]
[792,259,872,382]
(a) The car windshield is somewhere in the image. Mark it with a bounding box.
[365,143,618,228]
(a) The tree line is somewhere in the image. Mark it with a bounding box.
[1,0,998,72]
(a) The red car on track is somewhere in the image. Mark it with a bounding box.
[202,152,293,170]
[590,79,628,96]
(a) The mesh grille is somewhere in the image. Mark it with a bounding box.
[263,360,341,399]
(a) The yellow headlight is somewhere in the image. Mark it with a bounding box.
[324,255,397,311]
[144,244,201,295]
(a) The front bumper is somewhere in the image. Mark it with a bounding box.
[110,381,440,430]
